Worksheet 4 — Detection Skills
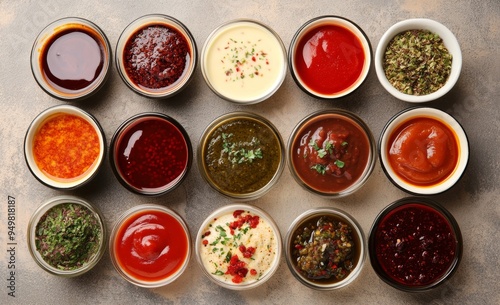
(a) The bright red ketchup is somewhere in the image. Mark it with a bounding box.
[387,117,458,186]
[115,210,189,282]
[294,24,365,95]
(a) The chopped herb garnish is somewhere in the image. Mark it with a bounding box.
[221,133,264,165]
[311,164,327,175]
[334,160,345,168]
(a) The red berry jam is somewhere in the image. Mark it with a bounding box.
[112,114,191,194]
[370,200,461,290]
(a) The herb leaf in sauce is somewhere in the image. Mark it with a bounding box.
[222,133,264,165]
[35,203,101,270]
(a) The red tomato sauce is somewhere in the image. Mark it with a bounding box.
[294,24,365,95]
[387,117,458,186]
[374,203,458,286]
[123,24,190,90]
[41,27,105,91]
[33,113,100,180]
[291,115,370,193]
[115,117,189,191]
[115,210,189,282]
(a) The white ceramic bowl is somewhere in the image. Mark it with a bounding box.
[24,105,106,190]
[195,204,282,290]
[289,16,372,99]
[375,18,462,103]
[379,107,469,195]
[201,19,287,104]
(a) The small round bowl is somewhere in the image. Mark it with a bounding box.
[24,105,106,190]
[109,112,192,196]
[287,109,376,198]
[198,111,285,200]
[116,14,197,99]
[195,203,282,290]
[27,195,106,277]
[31,17,112,101]
[289,15,372,99]
[285,207,366,290]
[368,197,463,292]
[109,204,191,288]
[201,19,287,104]
[379,107,469,195]
[375,18,462,103]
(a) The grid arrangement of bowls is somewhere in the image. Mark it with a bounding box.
[25,14,466,291]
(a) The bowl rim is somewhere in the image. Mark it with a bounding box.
[286,108,376,198]
[374,18,462,103]
[200,18,288,104]
[367,196,463,292]
[194,203,283,290]
[23,104,106,190]
[109,112,193,196]
[288,15,373,99]
[197,111,285,200]
[30,16,112,101]
[108,203,191,288]
[27,195,107,277]
[284,207,366,290]
[115,13,198,99]
[378,107,469,195]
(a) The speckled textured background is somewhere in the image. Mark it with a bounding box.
[1,0,499,304]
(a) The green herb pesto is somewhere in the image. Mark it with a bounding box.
[383,29,452,95]
[35,203,102,270]
[204,117,281,194]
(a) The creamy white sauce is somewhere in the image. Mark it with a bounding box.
[203,21,285,103]
[199,210,278,285]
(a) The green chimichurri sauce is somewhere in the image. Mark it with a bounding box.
[35,203,102,271]
[203,117,281,194]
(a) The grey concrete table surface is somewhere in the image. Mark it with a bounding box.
[1,0,499,304]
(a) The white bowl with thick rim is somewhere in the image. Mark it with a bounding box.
[375,18,462,103]
[195,203,282,290]
[379,107,469,195]
[24,105,106,190]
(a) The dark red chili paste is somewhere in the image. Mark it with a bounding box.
[387,117,459,186]
[115,117,189,191]
[41,26,105,91]
[374,203,458,286]
[294,24,365,95]
[123,24,190,90]
[291,115,370,193]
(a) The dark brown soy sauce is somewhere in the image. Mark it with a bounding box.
[41,27,105,92]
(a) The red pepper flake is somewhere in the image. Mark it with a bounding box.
[33,113,100,180]
[202,239,208,246]
[239,245,256,258]
[250,269,257,276]
[233,210,245,218]
[226,254,249,283]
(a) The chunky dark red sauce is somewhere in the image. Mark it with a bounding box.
[114,209,189,282]
[374,203,458,286]
[41,27,105,91]
[294,24,365,95]
[123,24,190,90]
[115,117,189,191]
[387,117,459,186]
[291,114,370,193]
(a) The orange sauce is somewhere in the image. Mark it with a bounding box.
[387,117,458,186]
[33,113,100,180]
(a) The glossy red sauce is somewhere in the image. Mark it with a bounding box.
[41,27,105,91]
[374,203,458,286]
[294,24,365,95]
[292,115,370,193]
[387,117,458,186]
[115,117,189,191]
[115,210,189,282]
[123,24,190,90]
